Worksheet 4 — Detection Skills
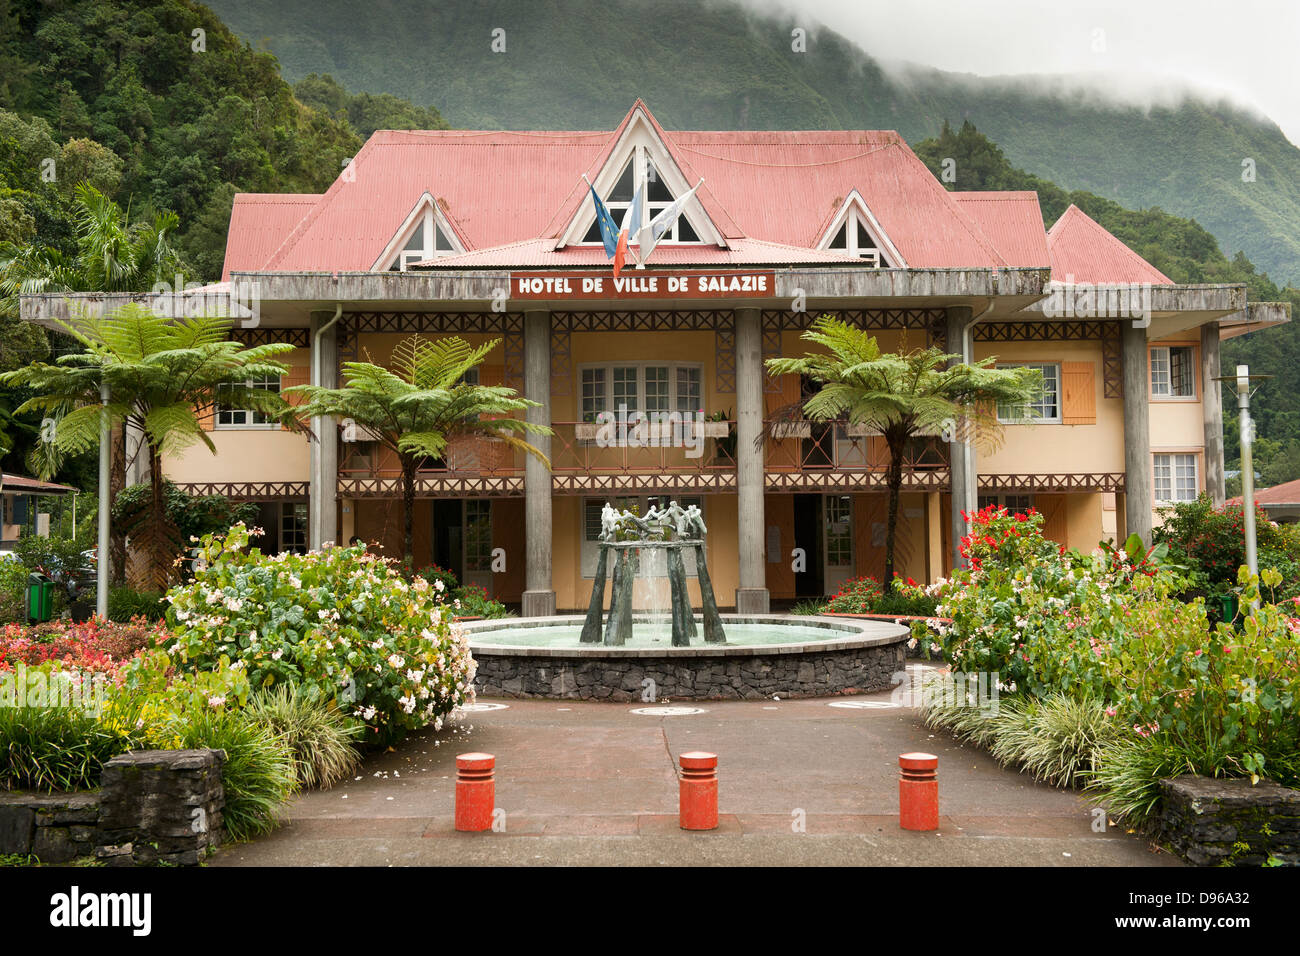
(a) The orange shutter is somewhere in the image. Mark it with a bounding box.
[281,355,311,407]
[764,494,796,599]
[1061,362,1097,425]
[854,494,887,582]
[1037,494,1068,546]
[197,402,215,431]
[476,364,506,472]
[763,374,803,470]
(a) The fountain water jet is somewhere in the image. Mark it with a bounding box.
[579,500,725,646]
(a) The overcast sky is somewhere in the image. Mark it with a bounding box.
[748,0,1300,146]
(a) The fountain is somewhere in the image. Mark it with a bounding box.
[578,501,725,647]
[461,499,911,701]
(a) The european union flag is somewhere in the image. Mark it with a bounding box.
[588,183,620,258]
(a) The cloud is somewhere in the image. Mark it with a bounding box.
[734,0,1300,146]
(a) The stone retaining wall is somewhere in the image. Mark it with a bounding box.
[1160,775,1300,866]
[0,748,225,866]
[475,641,906,701]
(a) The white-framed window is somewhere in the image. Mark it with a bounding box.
[824,495,853,568]
[581,495,704,577]
[1150,345,1196,399]
[978,494,1035,514]
[386,209,459,271]
[280,502,308,554]
[825,209,890,266]
[1154,453,1198,503]
[580,153,703,245]
[216,375,281,428]
[578,362,704,422]
[463,500,492,573]
[996,363,1060,424]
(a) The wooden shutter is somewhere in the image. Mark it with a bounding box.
[1061,362,1097,425]
[1037,494,1068,546]
[281,362,310,407]
[476,364,506,472]
[197,402,215,431]
[764,494,796,599]
[764,374,803,470]
[854,493,887,582]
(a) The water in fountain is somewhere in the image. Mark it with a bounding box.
[579,500,725,647]
[639,547,672,644]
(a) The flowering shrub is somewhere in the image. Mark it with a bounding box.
[162,524,476,746]
[821,576,885,613]
[1154,494,1300,606]
[1100,569,1299,783]
[0,618,166,677]
[935,506,1176,696]
[450,582,510,619]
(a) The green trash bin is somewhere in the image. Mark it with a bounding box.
[26,572,53,623]
[1219,592,1239,622]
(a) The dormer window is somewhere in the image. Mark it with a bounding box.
[579,150,703,245]
[388,210,459,270]
[818,191,903,268]
[373,192,464,272]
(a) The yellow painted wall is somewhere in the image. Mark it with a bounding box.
[166,429,310,483]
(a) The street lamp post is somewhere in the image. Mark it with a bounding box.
[1236,364,1258,581]
[96,382,109,620]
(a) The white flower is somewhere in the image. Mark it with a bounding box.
[387,654,404,669]
[208,695,226,708]
[271,649,283,661]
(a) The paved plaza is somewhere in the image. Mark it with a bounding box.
[213,670,1178,867]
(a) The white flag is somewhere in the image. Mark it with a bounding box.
[636,179,703,263]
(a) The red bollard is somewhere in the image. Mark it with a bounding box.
[898,752,939,831]
[678,751,718,831]
[455,752,495,832]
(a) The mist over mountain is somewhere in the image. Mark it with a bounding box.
[208,0,1300,286]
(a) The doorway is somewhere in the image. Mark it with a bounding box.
[792,494,823,597]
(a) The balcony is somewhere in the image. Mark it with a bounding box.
[335,420,950,497]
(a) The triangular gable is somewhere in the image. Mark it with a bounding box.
[554,100,730,249]
[814,190,907,267]
[1047,204,1172,285]
[369,191,466,271]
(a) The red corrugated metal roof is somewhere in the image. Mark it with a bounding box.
[221,193,320,281]
[1047,204,1172,285]
[220,102,1176,281]
[950,192,1050,268]
[417,237,866,268]
[2,473,76,494]
[1229,478,1300,507]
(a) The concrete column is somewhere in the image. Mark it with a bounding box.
[946,305,976,570]
[309,310,339,549]
[734,308,769,613]
[1121,322,1153,545]
[522,309,555,617]
[1201,321,1226,507]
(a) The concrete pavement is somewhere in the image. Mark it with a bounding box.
[212,672,1178,866]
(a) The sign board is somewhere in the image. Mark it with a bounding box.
[511,270,775,300]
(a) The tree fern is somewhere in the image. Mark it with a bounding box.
[288,334,552,561]
[765,315,1043,581]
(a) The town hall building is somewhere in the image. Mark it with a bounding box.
[22,101,1289,615]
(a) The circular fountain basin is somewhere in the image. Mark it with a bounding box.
[462,614,910,701]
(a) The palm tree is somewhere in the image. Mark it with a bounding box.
[1,182,183,584]
[0,183,180,302]
[765,315,1043,582]
[0,304,297,590]
[286,335,552,563]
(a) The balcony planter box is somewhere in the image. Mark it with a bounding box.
[701,421,730,438]
[771,422,811,439]
[574,422,602,440]
[845,422,881,438]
